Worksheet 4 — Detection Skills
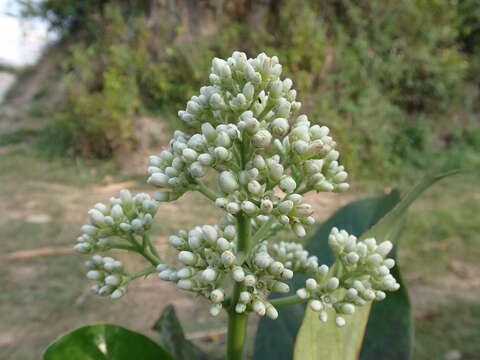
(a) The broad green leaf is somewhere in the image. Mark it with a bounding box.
[294,305,371,360]
[254,170,458,360]
[292,171,457,360]
[254,191,400,360]
[153,304,210,360]
[43,323,174,360]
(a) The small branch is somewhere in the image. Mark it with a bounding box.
[251,216,276,244]
[270,295,305,307]
[142,233,160,258]
[127,266,156,281]
[296,186,312,195]
[192,183,218,202]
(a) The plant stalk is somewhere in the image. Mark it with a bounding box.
[226,204,251,359]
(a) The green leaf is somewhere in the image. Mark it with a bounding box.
[293,171,458,360]
[293,216,407,360]
[254,170,458,360]
[153,304,210,360]
[43,323,174,360]
[254,191,400,360]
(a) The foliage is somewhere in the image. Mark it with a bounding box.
[22,0,480,173]
[43,323,173,359]
[255,171,456,359]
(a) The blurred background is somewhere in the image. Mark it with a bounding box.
[0,0,478,359]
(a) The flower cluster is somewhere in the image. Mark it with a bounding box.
[74,51,400,329]
[178,52,300,128]
[74,190,159,254]
[85,255,129,300]
[296,228,399,327]
[147,123,240,201]
[156,224,293,319]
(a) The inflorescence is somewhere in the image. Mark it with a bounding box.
[74,51,399,326]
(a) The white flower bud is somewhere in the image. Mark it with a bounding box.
[306,278,318,291]
[232,266,245,282]
[375,291,386,301]
[94,203,109,214]
[210,289,224,303]
[327,277,340,291]
[182,148,198,163]
[281,268,294,279]
[253,155,266,169]
[367,254,383,266]
[202,268,217,282]
[255,253,273,269]
[266,305,279,320]
[278,200,294,214]
[131,219,143,231]
[111,288,125,300]
[320,311,328,322]
[271,118,290,136]
[214,146,230,161]
[333,171,348,183]
[177,279,193,290]
[377,241,393,257]
[272,281,290,293]
[296,288,310,299]
[198,121,215,138]
[244,274,256,287]
[253,300,266,316]
[226,202,240,214]
[209,93,225,109]
[88,209,105,227]
[105,275,121,286]
[248,180,263,196]
[215,131,231,148]
[148,173,170,187]
[104,216,114,226]
[189,162,206,178]
[243,82,255,100]
[219,171,239,193]
[81,225,98,236]
[384,258,395,269]
[209,304,222,316]
[234,303,246,314]
[239,291,251,303]
[178,251,196,265]
[293,223,306,237]
[241,201,257,215]
[280,176,297,193]
[221,250,236,265]
[310,300,323,312]
[86,270,102,280]
[156,264,168,272]
[252,129,272,148]
[336,316,346,327]
[202,225,218,243]
[342,303,355,315]
[269,261,284,275]
[177,267,195,279]
[110,205,124,222]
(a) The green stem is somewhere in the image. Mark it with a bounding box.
[142,233,160,258]
[227,211,251,360]
[127,266,156,281]
[251,216,276,244]
[270,294,305,307]
[192,183,218,202]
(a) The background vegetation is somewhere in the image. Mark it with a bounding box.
[0,0,478,359]
[9,0,480,177]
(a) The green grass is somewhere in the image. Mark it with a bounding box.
[415,299,480,360]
